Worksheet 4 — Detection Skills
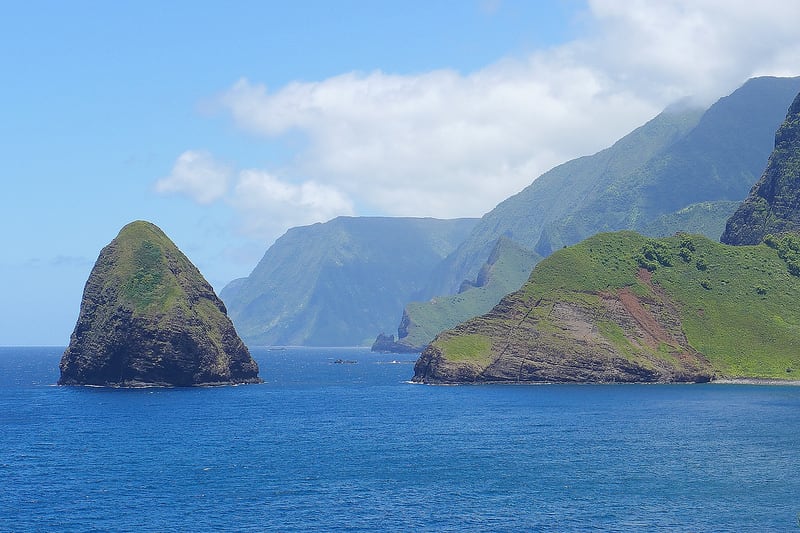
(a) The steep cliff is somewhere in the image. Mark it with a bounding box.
[59,221,261,387]
[722,92,800,244]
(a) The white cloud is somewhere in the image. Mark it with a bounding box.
[231,169,354,238]
[155,150,232,204]
[221,65,655,219]
[217,0,800,222]
[582,0,800,103]
[155,151,356,243]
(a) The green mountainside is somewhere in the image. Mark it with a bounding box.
[534,77,800,255]
[221,216,476,346]
[413,232,800,384]
[430,77,800,297]
[385,76,800,353]
[424,104,706,297]
[722,91,800,244]
[59,221,261,387]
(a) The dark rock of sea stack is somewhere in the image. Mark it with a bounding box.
[58,221,262,387]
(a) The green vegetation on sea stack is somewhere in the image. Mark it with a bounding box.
[113,222,185,314]
[414,231,800,383]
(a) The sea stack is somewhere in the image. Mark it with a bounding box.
[59,221,261,387]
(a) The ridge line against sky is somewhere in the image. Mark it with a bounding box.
[2,0,800,344]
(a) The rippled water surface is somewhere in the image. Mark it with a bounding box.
[2,346,799,531]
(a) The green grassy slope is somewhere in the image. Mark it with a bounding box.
[108,222,231,335]
[108,221,191,315]
[427,231,800,380]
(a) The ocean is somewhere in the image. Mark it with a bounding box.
[1,346,799,532]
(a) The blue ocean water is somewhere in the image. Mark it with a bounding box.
[1,346,799,532]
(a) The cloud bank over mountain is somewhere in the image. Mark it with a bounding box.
[159,0,800,243]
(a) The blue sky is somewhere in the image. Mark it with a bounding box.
[2,0,800,345]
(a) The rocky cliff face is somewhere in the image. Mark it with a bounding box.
[414,267,713,384]
[59,221,261,387]
[722,92,800,244]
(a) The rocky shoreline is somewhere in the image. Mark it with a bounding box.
[711,377,800,385]
[410,371,800,386]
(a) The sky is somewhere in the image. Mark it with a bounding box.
[2,0,800,345]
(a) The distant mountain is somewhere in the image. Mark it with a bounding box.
[413,232,800,384]
[536,77,800,255]
[221,216,477,346]
[722,91,800,244]
[423,104,704,298]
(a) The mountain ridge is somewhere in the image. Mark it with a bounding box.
[222,216,477,346]
[429,76,800,295]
